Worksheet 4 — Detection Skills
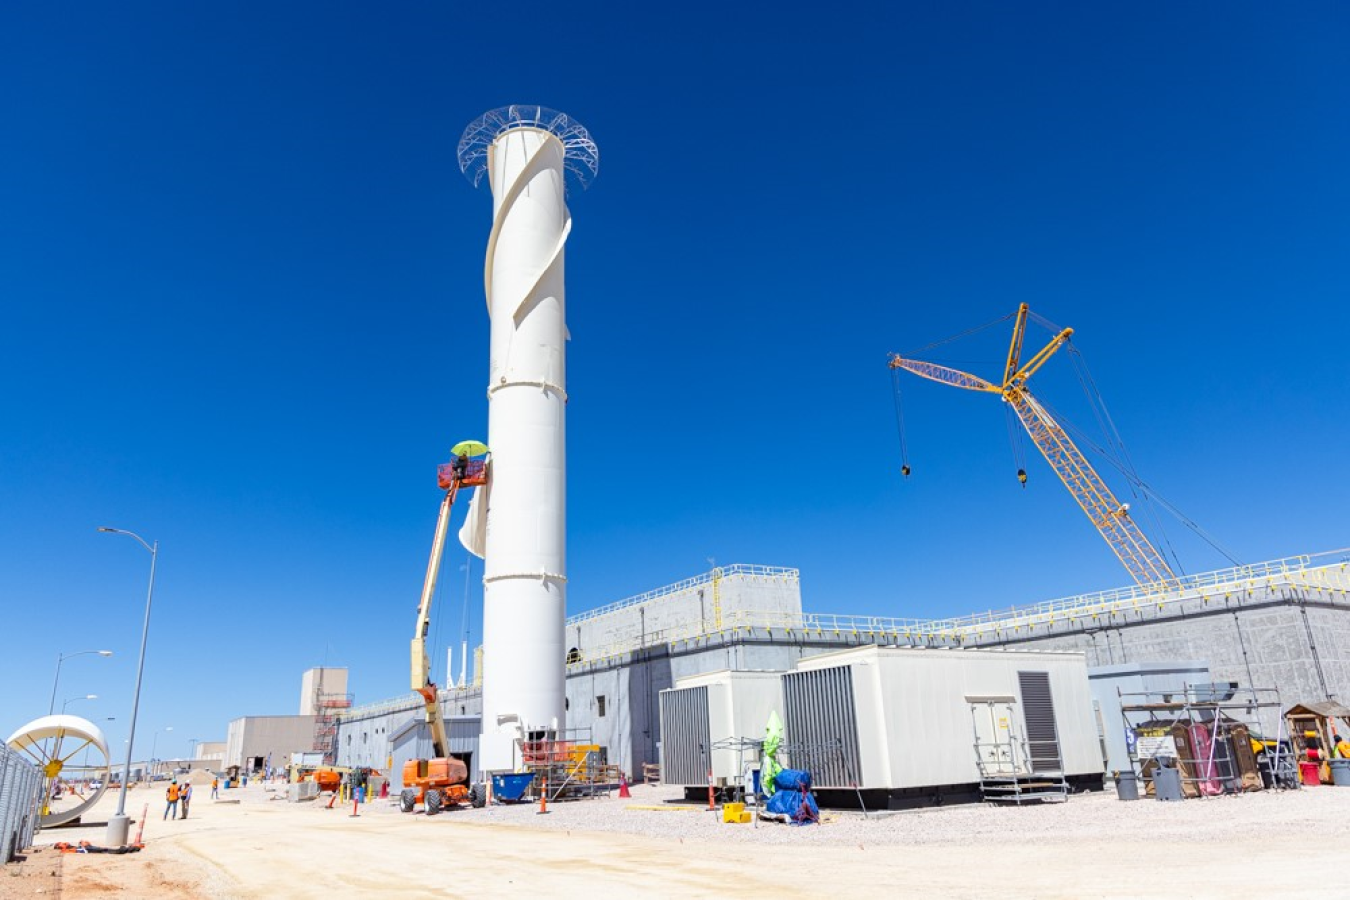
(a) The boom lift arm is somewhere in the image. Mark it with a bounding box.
[889,304,1176,587]
[410,454,487,759]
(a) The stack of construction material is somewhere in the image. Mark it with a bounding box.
[287,781,320,803]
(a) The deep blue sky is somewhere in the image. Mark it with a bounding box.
[3,3,1346,758]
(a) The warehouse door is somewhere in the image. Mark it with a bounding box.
[967,697,1020,777]
[1017,671,1063,774]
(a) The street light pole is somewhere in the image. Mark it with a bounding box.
[98,527,158,847]
[150,727,172,779]
[48,650,113,716]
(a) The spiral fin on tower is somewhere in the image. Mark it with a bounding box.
[481,137,572,324]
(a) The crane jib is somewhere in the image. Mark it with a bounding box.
[889,308,1177,588]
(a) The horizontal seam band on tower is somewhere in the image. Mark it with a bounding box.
[487,379,567,399]
[484,571,568,584]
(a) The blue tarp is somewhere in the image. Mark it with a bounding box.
[774,769,812,792]
[764,785,820,825]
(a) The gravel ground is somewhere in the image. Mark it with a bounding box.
[358,781,1350,847]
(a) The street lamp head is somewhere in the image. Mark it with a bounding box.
[85,694,98,700]
[98,527,117,533]
[98,650,113,657]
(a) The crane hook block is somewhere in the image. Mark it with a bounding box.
[1017,468,1027,487]
[901,465,911,479]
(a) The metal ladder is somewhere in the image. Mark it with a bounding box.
[972,713,1068,804]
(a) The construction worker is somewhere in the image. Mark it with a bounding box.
[180,781,193,819]
[210,776,219,799]
[1335,733,1350,759]
[164,781,180,820]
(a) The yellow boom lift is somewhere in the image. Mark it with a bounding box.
[889,304,1176,588]
[400,442,490,814]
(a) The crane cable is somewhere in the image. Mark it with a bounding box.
[1029,312,1182,564]
[901,310,1017,357]
[459,552,473,688]
[894,310,1020,481]
[1063,344,1186,575]
[1004,405,1028,487]
[1034,391,1242,568]
[890,366,911,479]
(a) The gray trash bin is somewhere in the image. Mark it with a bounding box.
[1115,771,1140,801]
[1154,763,1184,801]
[1331,760,1350,787]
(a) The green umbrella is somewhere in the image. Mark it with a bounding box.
[762,711,783,798]
[450,440,490,458]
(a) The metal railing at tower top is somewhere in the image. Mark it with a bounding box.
[565,564,800,625]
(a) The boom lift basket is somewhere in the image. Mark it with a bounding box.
[437,459,488,490]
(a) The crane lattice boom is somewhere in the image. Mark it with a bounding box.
[889,304,1176,587]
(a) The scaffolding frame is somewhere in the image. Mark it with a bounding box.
[516,727,625,802]
[312,686,352,766]
[1118,683,1292,798]
[709,736,763,824]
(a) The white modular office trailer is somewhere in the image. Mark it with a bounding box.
[783,646,1104,807]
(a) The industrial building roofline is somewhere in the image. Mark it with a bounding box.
[565,549,1349,669]
[566,564,799,625]
[925,547,1350,636]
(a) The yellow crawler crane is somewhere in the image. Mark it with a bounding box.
[889,304,1175,588]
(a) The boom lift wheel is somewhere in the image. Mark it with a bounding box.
[469,783,486,809]
[399,788,416,813]
[425,788,443,815]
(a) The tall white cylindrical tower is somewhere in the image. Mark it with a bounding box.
[458,106,598,772]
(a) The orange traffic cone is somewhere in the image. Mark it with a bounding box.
[618,775,631,799]
[538,777,549,815]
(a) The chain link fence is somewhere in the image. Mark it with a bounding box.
[0,742,44,862]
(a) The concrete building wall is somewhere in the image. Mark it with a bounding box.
[330,560,1350,789]
[224,716,318,772]
[566,567,801,663]
[965,591,1350,714]
[299,667,349,715]
[334,688,484,788]
[197,741,226,762]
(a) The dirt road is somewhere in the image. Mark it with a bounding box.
[3,780,1345,899]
